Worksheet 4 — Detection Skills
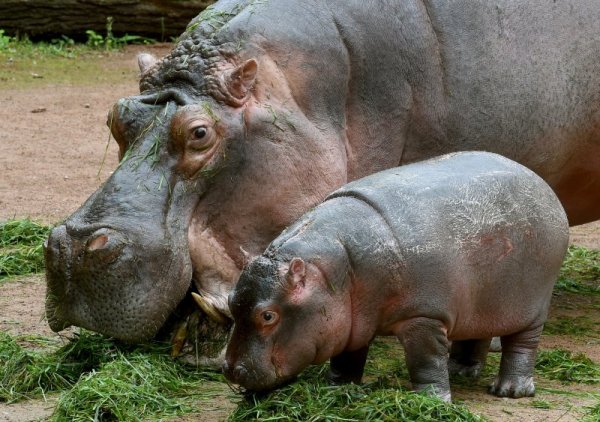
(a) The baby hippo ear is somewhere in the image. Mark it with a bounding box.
[224,59,258,102]
[286,257,306,289]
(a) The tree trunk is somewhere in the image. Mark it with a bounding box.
[0,0,216,41]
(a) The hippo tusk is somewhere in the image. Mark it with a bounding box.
[191,292,227,324]
[170,317,189,357]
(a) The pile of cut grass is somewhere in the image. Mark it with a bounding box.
[584,400,600,421]
[0,219,52,281]
[0,331,116,401]
[555,246,600,294]
[230,365,483,422]
[52,350,225,421]
[0,330,227,420]
[535,349,600,384]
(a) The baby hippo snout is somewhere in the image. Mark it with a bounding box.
[222,361,249,385]
[223,360,274,391]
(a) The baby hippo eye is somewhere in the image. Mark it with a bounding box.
[193,126,207,139]
[261,310,278,325]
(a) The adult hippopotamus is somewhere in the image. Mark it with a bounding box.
[224,152,570,401]
[44,0,599,342]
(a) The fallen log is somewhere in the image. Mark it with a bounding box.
[0,0,215,41]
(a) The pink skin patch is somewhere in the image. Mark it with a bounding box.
[87,234,108,251]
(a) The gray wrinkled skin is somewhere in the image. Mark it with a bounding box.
[46,0,598,342]
[225,152,569,401]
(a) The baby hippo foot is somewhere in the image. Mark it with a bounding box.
[447,359,483,378]
[327,346,369,385]
[489,337,502,352]
[448,339,490,379]
[489,375,535,398]
[490,327,542,398]
[413,383,452,403]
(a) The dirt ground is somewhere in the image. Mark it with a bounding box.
[0,45,599,421]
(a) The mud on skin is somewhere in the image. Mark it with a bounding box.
[224,152,570,402]
[45,0,598,346]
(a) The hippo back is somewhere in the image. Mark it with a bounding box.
[327,151,569,254]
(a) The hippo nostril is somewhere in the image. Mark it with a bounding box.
[87,234,109,251]
[84,228,126,263]
[45,225,68,255]
[233,364,248,381]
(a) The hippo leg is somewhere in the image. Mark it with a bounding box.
[397,318,451,402]
[448,339,491,378]
[327,345,370,384]
[489,337,502,352]
[489,325,542,398]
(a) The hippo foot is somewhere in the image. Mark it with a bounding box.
[489,376,535,398]
[447,359,482,378]
[413,384,452,403]
[327,346,369,385]
[326,369,362,385]
[489,337,502,352]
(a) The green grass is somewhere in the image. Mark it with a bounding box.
[0,28,155,89]
[0,219,52,281]
[52,349,226,421]
[530,399,552,409]
[0,330,229,421]
[0,331,115,401]
[230,366,484,422]
[544,316,598,337]
[584,400,600,421]
[364,338,408,379]
[555,246,600,295]
[535,349,600,384]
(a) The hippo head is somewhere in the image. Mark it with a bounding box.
[44,14,347,342]
[224,256,350,391]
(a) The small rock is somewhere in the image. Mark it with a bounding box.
[63,175,69,180]
[31,108,47,113]
[84,103,90,108]
[31,73,43,79]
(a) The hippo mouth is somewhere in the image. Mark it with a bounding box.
[44,220,194,342]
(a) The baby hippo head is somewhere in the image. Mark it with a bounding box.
[223,255,350,391]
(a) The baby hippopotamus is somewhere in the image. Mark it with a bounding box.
[224,151,569,401]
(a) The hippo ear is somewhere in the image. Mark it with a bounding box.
[286,257,306,289]
[224,59,258,103]
[137,53,158,74]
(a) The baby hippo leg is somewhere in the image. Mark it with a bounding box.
[448,339,491,378]
[489,325,543,398]
[397,317,452,402]
[328,345,370,384]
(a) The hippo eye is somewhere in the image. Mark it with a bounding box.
[261,311,278,325]
[192,126,207,139]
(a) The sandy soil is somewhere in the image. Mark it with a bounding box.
[0,45,598,422]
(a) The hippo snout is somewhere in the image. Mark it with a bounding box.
[44,219,193,342]
[222,361,249,385]
[223,357,281,392]
[44,224,128,332]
